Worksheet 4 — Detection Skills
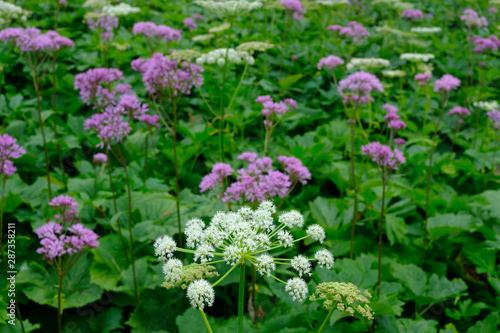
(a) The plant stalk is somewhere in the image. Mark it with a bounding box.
[238,261,246,333]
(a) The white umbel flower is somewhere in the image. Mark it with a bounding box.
[278,210,304,229]
[277,230,294,247]
[185,218,205,248]
[306,225,325,243]
[196,48,255,67]
[258,200,276,214]
[163,258,183,284]
[0,1,30,25]
[194,243,215,263]
[473,100,499,111]
[410,27,442,34]
[102,3,140,16]
[154,235,176,261]
[255,254,276,276]
[315,249,334,269]
[346,58,390,71]
[186,279,215,310]
[291,255,312,277]
[194,0,262,18]
[400,53,435,63]
[285,278,308,302]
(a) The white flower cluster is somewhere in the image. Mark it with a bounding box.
[194,0,263,18]
[0,1,30,25]
[196,48,255,67]
[154,201,334,309]
[346,58,391,70]
[473,100,499,111]
[102,3,141,17]
[372,0,414,9]
[208,22,231,33]
[83,0,110,8]
[236,41,275,52]
[400,53,435,62]
[192,34,215,42]
[410,27,442,34]
[381,69,406,78]
[315,0,349,5]
[376,26,404,36]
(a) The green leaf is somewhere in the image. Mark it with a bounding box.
[8,94,23,110]
[385,214,407,246]
[426,274,467,301]
[427,213,474,241]
[89,307,123,333]
[309,196,339,229]
[278,74,304,91]
[90,234,128,290]
[392,263,427,297]
[466,311,499,333]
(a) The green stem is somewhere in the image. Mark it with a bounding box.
[317,306,335,333]
[227,62,249,112]
[200,310,213,333]
[172,103,184,253]
[377,176,387,296]
[51,54,67,191]
[144,132,149,186]
[120,149,139,305]
[57,273,63,333]
[212,262,239,287]
[349,118,359,259]
[219,22,233,162]
[238,261,246,333]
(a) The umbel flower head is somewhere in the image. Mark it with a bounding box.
[361,142,405,170]
[337,71,384,105]
[310,282,374,320]
[327,21,369,44]
[196,48,255,67]
[194,0,263,18]
[434,74,460,93]
[154,201,334,309]
[0,27,74,52]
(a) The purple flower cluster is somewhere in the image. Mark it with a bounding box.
[184,18,198,31]
[49,195,79,223]
[84,105,132,149]
[35,221,99,262]
[487,109,500,130]
[87,16,119,41]
[460,9,488,28]
[327,21,369,43]
[255,95,297,128]
[317,55,344,70]
[470,35,500,53]
[223,153,292,203]
[402,9,424,20]
[0,134,26,177]
[361,142,405,170]
[280,0,305,20]
[199,163,234,192]
[133,22,182,42]
[338,71,384,104]
[0,28,74,52]
[448,106,470,117]
[131,53,204,96]
[434,74,461,93]
[383,104,406,131]
[277,156,311,184]
[93,153,108,165]
[74,68,124,107]
[414,73,431,86]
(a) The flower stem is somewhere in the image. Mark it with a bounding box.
[51,53,67,191]
[317,306,335,333]
[238,261,246,333]
[377,176,387,296]
[219,21,233,162]
[172,103,184,254]
[144,132,149,186]
[349,120,359,259]
[212,262,239,287]
[200,310,213,333]
[57,273,63,333]
[120,149,139,305]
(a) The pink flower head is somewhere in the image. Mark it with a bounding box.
[222,155,292,203]
[256,96,297,127]
[317,55,344,70]
[0,134,26,177]
[402,9,424,20]
[93,153,107,165]
[280,0,305,20]
[384,104,401,121]
[117,93,149,119]
[414,72,431,86]
[49,195,79,223]
[338,71,384,104]
[448,106,471,117]
[199,163,234,192]
[131,53,203,95]
[193,14,204,20]
[84,106,131,149]
[470,35,500,53]
[184,17,198,31]
[361,141,405,170]
[291,54,298,60]
[278,156,311,184]
[434,74,461,93]
[35,221,99,262]
[138,114,160,128]
[487,109,500,130]
[0,28,74,52]
[489,7,498,14]
[88,16,119,41]
[115,83,132,94]
[133,22,182,42]
[327,21,369,43]
[74,68,124,107]
[394,138,406,146]
[461,9,488,28]
[388,119,407,130]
